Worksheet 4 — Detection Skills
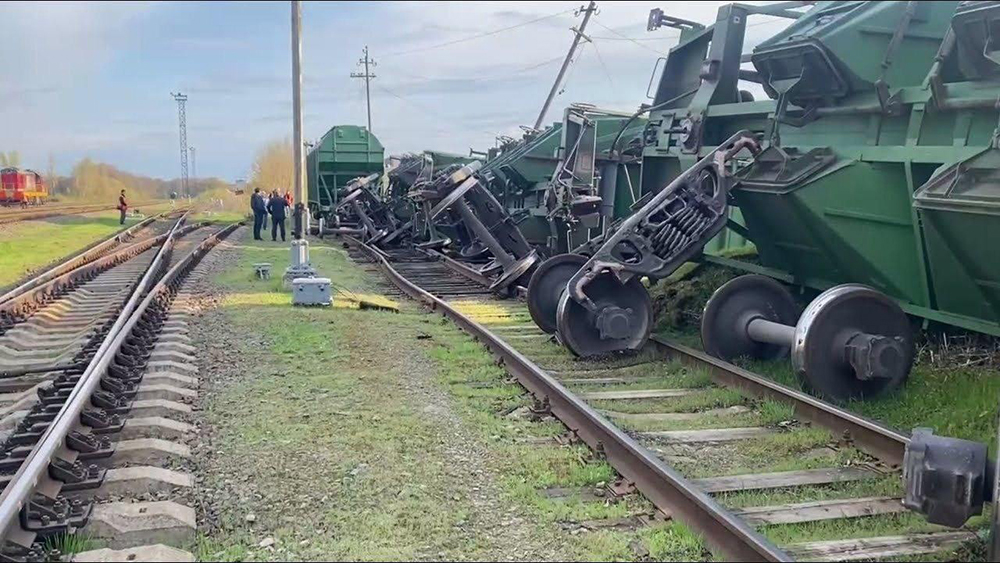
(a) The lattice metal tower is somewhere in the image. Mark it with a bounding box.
[171,92,189,197]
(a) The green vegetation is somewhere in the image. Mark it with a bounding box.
[43,532,96,558]
[197,238,720,561]
[0,209,164,289]
[198,239,991,561]
[651,262,1000,447]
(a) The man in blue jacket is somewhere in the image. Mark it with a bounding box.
[250,188,267,241]
[266,190,289,242]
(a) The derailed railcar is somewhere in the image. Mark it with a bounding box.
[306,125,384,219]
[533,0,1000,402]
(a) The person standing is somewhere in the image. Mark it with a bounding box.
[250,188,266,240]
[117,190,128,225]
[267,189,289,242]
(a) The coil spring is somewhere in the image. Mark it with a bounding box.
[648,199,712,259]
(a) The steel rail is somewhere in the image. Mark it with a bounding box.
[351,237,790,562]
[409,249,909,467]
[649,337,910,466]
[0,212,191,553]
[0,211,174,306]
[418,248,493,287]
[0,222,205,331]
[0,201,165,225]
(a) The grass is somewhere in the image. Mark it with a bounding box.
[191,210,246,223]
[425,316,710,561]
[43,533,96,558]
[0,209,160,289]
[651,262,1000,448]
[199,237,990,560]
[647,261,991,557]
[197,236,704,561]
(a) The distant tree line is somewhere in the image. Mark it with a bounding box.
[0,150,233,203]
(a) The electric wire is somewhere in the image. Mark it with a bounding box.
[382,8,575,59]
[591,18,670,57]
[374,83,498,139]
[589,39,618,98]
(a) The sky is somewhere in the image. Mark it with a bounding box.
[0,1,794,181]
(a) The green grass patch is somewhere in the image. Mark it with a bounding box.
[651,263,1000,447]
[199,237,706,561]
[43,532,96,558]
[0,210,148,288]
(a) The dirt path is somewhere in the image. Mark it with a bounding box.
[189,237,582,561]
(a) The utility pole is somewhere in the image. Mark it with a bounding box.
[533,1,597,130]
[351,46,377,133]
[189,147,197,190]
[171,92,189,197]
[291,0,307,237]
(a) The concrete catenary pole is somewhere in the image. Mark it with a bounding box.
[291,0,308,237]
[533,1,597,130]
[189,146,197,190]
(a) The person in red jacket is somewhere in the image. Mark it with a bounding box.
[284,191,292,208]
[117,190,128,225]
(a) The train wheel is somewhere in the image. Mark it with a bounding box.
[792,285,913,402]
[526,253,587,333]
[489,251,540,296]
[555,272,651,357]
[459,240,490,262]
[701,275,799,362]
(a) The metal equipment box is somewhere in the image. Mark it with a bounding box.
[292,277,331,306]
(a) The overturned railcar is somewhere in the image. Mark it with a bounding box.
[539,0,1000,402]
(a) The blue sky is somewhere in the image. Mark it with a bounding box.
[1,1,790,181]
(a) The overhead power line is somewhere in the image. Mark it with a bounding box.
[589,39,618,98]
[591,18,669,57]
[379,54,565,86]
[374,83,498,138]
[381,8,575,59]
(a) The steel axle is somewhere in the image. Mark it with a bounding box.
[745,315,907,381]
[702,275,914,401]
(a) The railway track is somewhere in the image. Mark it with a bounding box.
[0,210,187,300]
[346,240,982,562]
[0,214,238,560]
[0,201,164,226]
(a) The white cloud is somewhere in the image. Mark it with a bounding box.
[0,1,796,179]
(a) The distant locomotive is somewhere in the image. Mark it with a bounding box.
[0,168,47,206]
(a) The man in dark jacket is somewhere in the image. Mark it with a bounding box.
[266,190,289,242]
[118,190,128,225]
[250,188,266,240]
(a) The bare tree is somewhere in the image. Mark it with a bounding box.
[46,153,58,194]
